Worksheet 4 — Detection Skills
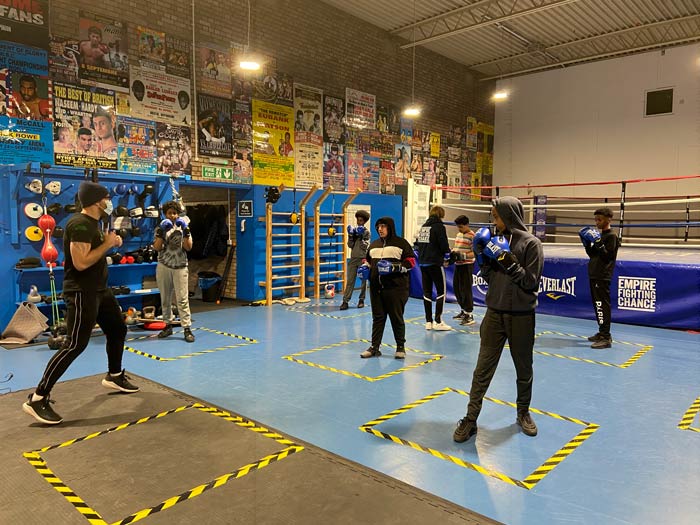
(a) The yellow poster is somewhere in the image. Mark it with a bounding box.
[252,100,295,186]
[470,173,481,201]
[429,132,440,158]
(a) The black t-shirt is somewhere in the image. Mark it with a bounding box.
[63,213,108,293]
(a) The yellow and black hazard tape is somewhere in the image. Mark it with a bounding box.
[678,396,700,433]
[360,387,599,490]
[283,338,444,382]
[285,306,370,319]
[534,330,652,368]
[125,327,258,361]
[24,403,303,525]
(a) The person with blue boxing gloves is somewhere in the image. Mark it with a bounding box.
[359,216,415,360]
[341,209,371,310]
[453,196,544,443]
[579,207,619,349]
[153,201,194,343]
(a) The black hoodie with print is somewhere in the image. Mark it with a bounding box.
[366,216,416,290]
[416,215,450,266]
[481,196,544,312]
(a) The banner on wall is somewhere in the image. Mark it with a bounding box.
[196,44,231,98]
[78,12,129,92]
[293,83,323,189]
[466,116,477,150]
[196,93,232,158]
[251,99,294,186]
[323,142,345,190]
[0,0,49,48]
[52,82,117,169]
[345,87,375,130]
[156,122,192,175]
[430,132,440,158]
[117,116,156,173]
[165,35,190,78]
[137,26,166,68]
[346,151,363,191]
[233,140,252,184]
[129,65,191,126]
[48,37,80,84]
[363,155,380,193]
[394,143,410,180]
[323,95,345,144]
[0,43,51,164]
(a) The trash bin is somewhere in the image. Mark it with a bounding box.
[198,271,222,302]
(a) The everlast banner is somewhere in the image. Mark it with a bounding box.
[0,0,49,49]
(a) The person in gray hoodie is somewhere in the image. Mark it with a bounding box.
[453,196,544,442]
[340,209,371,310]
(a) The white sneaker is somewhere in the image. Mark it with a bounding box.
[425,322,433,330]
[433,321,451,331]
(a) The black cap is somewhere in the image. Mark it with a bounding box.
[78,181,109,208]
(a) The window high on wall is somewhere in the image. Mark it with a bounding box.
[645,88,674,116]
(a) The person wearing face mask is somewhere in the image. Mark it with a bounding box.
[23,182,139,426]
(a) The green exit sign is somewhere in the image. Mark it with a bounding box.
[202,166,233,180]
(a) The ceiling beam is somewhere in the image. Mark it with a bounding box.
[470,13,700,68]
[479,35,700,80]
[397,0,581,49]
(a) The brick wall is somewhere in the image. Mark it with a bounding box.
[48,0,495,299]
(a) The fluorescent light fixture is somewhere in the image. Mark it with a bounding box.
[493,91,508,100]
[239,60,260,71]
[402,106,421,117]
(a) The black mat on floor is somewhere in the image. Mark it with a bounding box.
[0,375,499,525]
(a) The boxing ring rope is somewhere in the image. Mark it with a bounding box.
[432,174,700,248]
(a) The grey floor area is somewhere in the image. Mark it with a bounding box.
[0,375,499,525]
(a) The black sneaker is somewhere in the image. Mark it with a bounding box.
[157,325,173,338]
[339,302,349,311]
[394,347,406,359]
[102,370,140,393]
[453,417,477,442]
[517,410,538,436]
[460,314,476,326]
[22,394,63,425]
[357,300,365,308]
[591,337,612,349]
[184,327,195,343]
[587,332,603,342]
[453,311,466,320]
[360,347,381,358]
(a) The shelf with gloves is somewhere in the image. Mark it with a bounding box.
[17,289,161,308]
[14,262,158,273]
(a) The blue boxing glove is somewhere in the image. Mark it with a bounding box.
[473,227,492,266]
[175,217,191,238]
[582,227,602,247]
[160,219,174,231]
[377,260,407,274]
[356,225,366,236]
[578,226,591,247]
[357,260,370,280]
[484,235,519,274]
[347,225,357,237]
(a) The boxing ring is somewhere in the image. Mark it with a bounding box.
[409,246,700,331]
[408,175,700,331]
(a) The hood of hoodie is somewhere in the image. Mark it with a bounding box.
[493,196,527,233]
[422,215,443,227]
[375,216,396,238]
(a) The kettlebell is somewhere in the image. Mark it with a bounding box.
[47,333,66,350]
[27,285,42,303]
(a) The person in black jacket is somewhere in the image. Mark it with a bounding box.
[416,205,451,330]
[453,196,544,443]
[579,207,619,349]
[358,217,416,360]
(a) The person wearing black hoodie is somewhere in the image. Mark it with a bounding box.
[453,196,544,442]
[358,217,416,360]
[415,205,452,330]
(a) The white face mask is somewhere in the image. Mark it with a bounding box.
[102,200,114,216]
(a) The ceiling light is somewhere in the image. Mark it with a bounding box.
[493,91,508,100]
[402,0,421,119]
[239,60,260,71]
[239,0,260,71]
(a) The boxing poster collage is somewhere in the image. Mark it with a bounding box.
[0,1,492,197]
